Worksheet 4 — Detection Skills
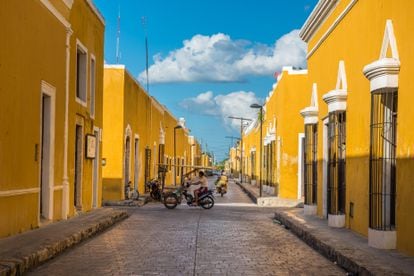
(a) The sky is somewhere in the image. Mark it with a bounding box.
[94,0,318,162]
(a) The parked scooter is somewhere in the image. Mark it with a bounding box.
[163,182,215,209]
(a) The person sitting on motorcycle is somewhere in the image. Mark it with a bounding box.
[215,170,228,192]
[189,171,208,205]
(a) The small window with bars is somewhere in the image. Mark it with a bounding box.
[327,111,346,215]
[369,89,397,230]
[304,124,317,205]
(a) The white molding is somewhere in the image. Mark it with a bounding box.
[53,185,63,190]
[363,20,400,92]
[40,80,56,221]
[298,133,305,199]
[328,214,345,228]
[62,0,73,9]
[322,117,329,218]
[85,0,105,26]
[380,20,399,60]
[104,64,125,69]
[323,61,348,112]
[89,54,96,119]
[368,228,396,249]
[0,188,40,197]
[75,40,88,107]
[306,0,359,59]
[39,0,71,28]
[301,83,319,124]
[300,0,339,42]
[304,204,317,216]
[62,27,72,220]
[92,126,100,208]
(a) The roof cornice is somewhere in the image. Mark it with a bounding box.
[299,0,338,42]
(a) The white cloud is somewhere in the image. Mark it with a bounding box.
[180,91,260,129]
[139,30,306,83]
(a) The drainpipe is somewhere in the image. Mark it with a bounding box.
[62,26,73,220]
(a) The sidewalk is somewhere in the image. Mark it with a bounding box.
[274,208,414,275]
[0,208,128,276]
[234,179,303,207]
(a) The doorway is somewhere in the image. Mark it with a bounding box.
[124,136,131,198]
[40,95,51,219]
[134,137,139,192]
[74,124,83,210]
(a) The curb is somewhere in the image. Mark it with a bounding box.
[0,210,128,276]
[102,195,150,207]
[234,181,257,203]
[274,211,377,275]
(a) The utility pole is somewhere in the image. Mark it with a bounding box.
[228,116,252,183]
[225,136,240,174]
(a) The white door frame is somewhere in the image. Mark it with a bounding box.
[74,118,84,210]
[134,135,140,192]
[92,126,100,208]
[297,133,305,199]
[322,117,329,218]
[39,81,56,221]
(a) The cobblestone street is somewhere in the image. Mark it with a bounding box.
[30,180,344,275]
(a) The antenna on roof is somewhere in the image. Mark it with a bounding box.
[116,6,121,64]
[141,16,149,93]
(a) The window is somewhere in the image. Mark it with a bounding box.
[327,111,346,215]
[304,124,317,205]
[90,56,96,117]
[369,89,397,230]
[76,44,87,104]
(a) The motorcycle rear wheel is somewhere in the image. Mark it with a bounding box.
[199,196,214,209]
[163,193,178,209]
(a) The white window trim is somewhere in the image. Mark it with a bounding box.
[75,39,88,107]
[89,54,96,119]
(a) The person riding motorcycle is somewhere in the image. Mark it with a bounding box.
[188,171,209,205]
[215,170,228,195]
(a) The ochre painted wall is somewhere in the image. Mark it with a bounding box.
[306,0,414,255]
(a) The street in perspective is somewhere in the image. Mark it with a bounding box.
[29,179,344,275]
[1,0,414,275]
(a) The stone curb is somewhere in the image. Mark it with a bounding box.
[234,180,257,204]
[102,195,151,207]
[273,210,407,276]
[0,210,129,276]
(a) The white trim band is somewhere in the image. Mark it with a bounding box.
[0,188,40,197]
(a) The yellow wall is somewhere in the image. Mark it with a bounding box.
[305,0,414,255]
[268,69,308,199]
[242,68,308,199]
[0,0,104,237]
[67,0,104,215]
[103,67,196,196]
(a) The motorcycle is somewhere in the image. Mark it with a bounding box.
[215,174,228,197]
[146,179,162,201]
[163,183,215,210]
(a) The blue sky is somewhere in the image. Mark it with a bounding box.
[94,0,317,161]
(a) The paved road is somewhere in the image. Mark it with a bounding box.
[30,179,344,275]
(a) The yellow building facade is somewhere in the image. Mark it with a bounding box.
[242,67,309,199]
[0,0,104,237]
[103,66,198,200]
[300,0,414,255]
